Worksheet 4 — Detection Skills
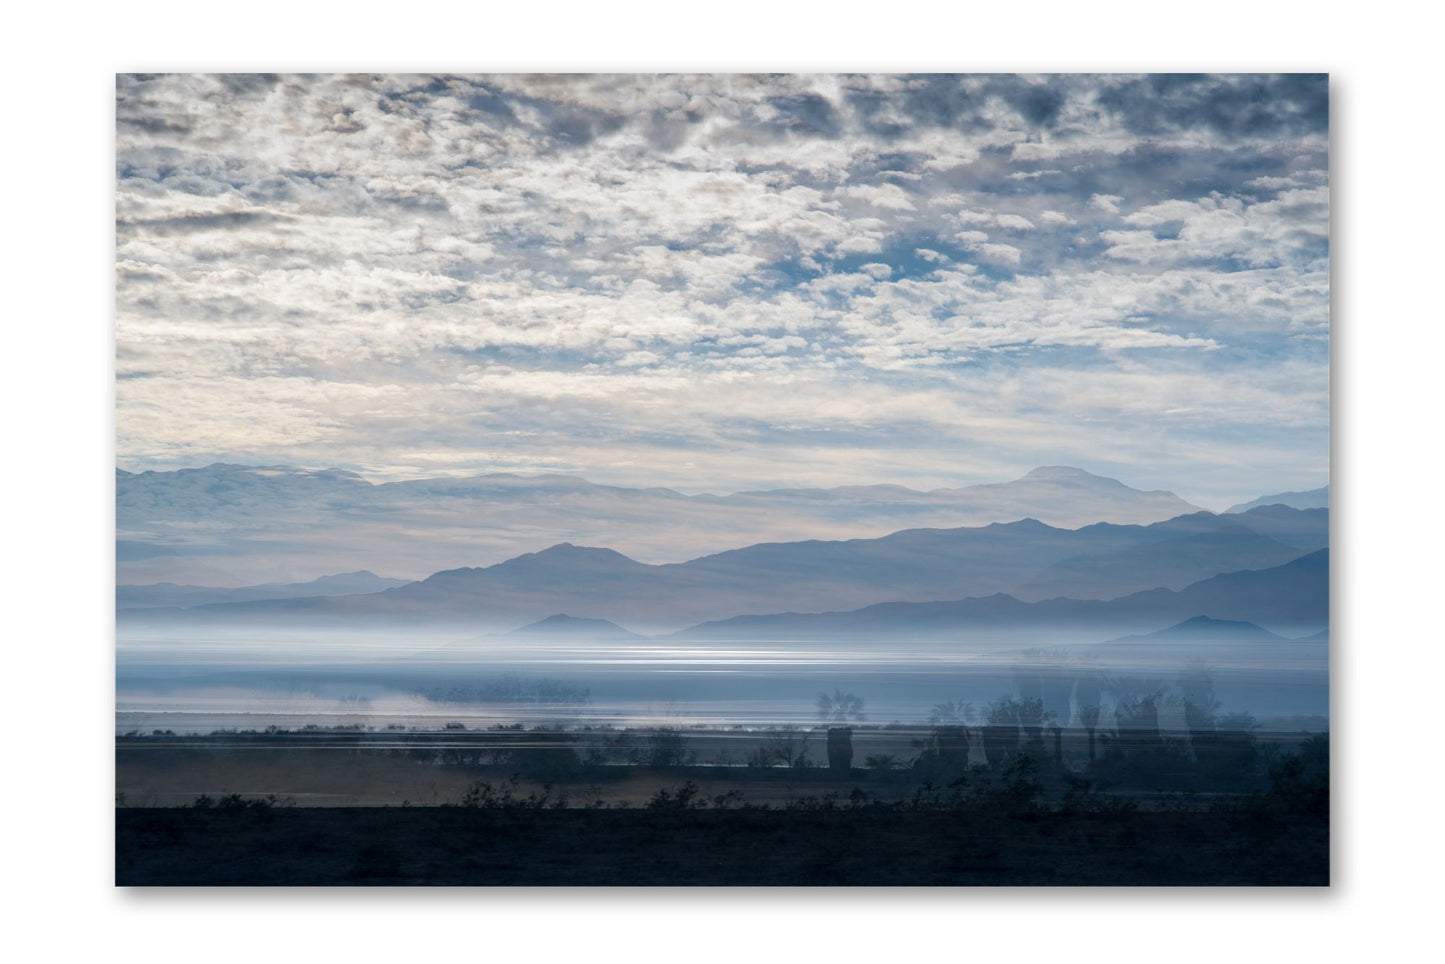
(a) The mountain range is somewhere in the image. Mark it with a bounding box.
[118,504,1328,637]
[1225,485,1329,514]
[117,463,1207,586]
[679,549,1328,641]
[1107,615,1293,644]
[116,571,409,611]
[507,614,643,640]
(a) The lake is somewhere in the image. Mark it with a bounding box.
[116,628,1329,735]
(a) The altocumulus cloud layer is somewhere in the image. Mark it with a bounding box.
[116,74,1328,504]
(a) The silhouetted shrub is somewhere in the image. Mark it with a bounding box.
[982,724,1018,769]
[1057,774,1138,814]
[747,727,812,768]
[644,728,695,768]
[190,793,292,810]
[1263,735,1329,816]
[647,781,705,809]
[453,776,564,810]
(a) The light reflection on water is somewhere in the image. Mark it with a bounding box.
[116,629,1328,735]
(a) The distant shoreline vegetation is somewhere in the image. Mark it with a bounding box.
[117,704,1329,810]
[420,675,591,706]
[116,721,1329,884]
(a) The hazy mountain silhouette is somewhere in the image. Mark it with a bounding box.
[117,508,1326,632]
[116,570,411,610]
[117,462,1204,586]
[646,507,1320,608]
[507,614,643,639]
[677,550,1329,640]
[1226,485,1329,514]
[1222,505,1329,551]
[1108,615,1291,644]
[1009,512,1313,600]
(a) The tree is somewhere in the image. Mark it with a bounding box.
[1074,662,1104,763]
[816,688,866,724]
[826,727,855,772]
[645,728,693,768]
[1016,696,1054,748]
[1077,703,1102,763]
[928,700,975,725]
[1109,676,1166,753]
[817,689,865,772]
[983,696,1022,769]
[915,698,974,778]
[749,726,812,768]
[1178,661,1221,738]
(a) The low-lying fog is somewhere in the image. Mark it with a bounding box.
[116,626,1328,735]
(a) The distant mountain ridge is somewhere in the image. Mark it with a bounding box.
[119,506,1328,635]
[1108,615,1291,644]
[508,614,642,639]
[678,550,1328,641]
[116,570,412,610]
[1226,485,1329,514]
[117,462,1204,586]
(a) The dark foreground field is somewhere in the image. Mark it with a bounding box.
[116,806,1327,886]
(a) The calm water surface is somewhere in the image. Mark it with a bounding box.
[116,628,1329,734]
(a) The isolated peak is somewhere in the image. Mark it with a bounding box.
[537,542,611,555]
[516,543,642,566]
[1020,466,1102,481]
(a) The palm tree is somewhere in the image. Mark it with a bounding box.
[928,699,975,725]
[1110,676,1166,752]
[1017,696,1054,748]
[817,688,866,724]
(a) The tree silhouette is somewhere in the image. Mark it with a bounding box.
[1077,703,1102,763]
[1178,661,1221,738]
[928,699,975,725]
[817,689,864,772]
[816,688,866,724]
[749,726,812,768]
[1016,696,1054,748]
[983,696,1022,769]
[1109,677,1166,753]
[1073,660,1104,763]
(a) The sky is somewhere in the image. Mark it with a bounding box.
[115,73,1329,507]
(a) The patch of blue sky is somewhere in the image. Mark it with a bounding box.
[821,241,960,284]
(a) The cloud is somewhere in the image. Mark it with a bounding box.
[977,242,1023,264]
[1090,194,1124,214]
[114,73,1329,520]
[1106,187,1329,269]
[1095,74,1328,140]
[837,183,916,210]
